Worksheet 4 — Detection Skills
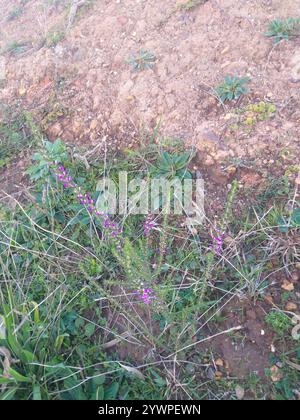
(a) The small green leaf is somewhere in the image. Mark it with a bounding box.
[20,350,36,364]
[84,323,95,338]
[8,368,31,383]
[291,208,300,226]
[277,216,289,233]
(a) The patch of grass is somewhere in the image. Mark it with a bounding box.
[266,18,300,44]
[265,311,292,336]
[126,49,156,71]
[46,30,65,47]
[214,76,250,102]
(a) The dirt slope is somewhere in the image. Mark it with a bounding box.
[0,0,300,181]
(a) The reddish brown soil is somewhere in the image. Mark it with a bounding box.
[1,1,300,162]
[206,298,274,379]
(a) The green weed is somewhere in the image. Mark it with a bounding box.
[266,18,300,44]
[265,311,291,336]
[215,76,250,102]
[126,49,156,71]
[46,31,65,47]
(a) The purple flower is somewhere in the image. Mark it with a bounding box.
[211,231,225,255]
[143,215,157,236]
[134,288,155,305]
[51,163,123,246]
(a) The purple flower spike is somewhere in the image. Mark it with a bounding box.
[134,287,156,305]
[211,230,225,255]
[51,163,123,248]
[143,215,157,237]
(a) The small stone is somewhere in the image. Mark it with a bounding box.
[221,61,230,69]
[90,119,98,130]
[285,302,297,311]
[281,280,294,291]
[226,166,237,175]
[215,358,224,367]
[270,365,283,382]
[221,46,230,55]
[214,371,223,380]
[19,87,26,96]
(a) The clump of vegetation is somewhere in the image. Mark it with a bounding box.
[277,207,300,233]
[238,101,276,126]
[265,311,291,336]
[126,49,156,71]
[3,41,30,56]
[46,31,65,47]
[215,76,250,102]
[41,102,67,130]
[0,111,39,169]
[266,18,300,44]
[150,151,192,179]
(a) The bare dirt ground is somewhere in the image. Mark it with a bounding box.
[1,0,300,152]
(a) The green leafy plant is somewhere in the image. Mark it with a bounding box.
[26,139,67,180]
[46,31,65,47]
[291,208,300,226]
[3,41,30,56]
[126,49,156,71]
[277,207,300,233]
[265,311,291,336]
[242,101,276,125]
[151,151,192,179]
[266,18,300,44]
[0,295,127,400]
[215,76,250,102]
